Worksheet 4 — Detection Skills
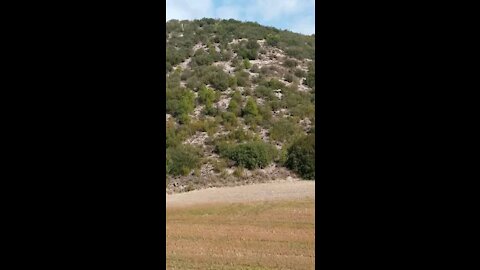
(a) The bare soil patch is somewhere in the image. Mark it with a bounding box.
[167,180,315,208]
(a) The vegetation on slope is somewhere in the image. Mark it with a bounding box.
[166,18,315,190]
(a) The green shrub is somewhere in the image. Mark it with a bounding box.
[228,76,237,87]
[266,34,279,46]
[166,120,181,148]
[230,129,252,142]
[235,40,259,60]
[243,59,251,69]
[284,73,295,83]
[231,90,242,104]
[294,68,306,78]
[221,111,238,127]
[257,103,273,127]
[235,71,250,87]
[286,135,315,179]
[166,145,202,176]
[198,85,216,105]
[208,69,230,91]
[262,78,285,90]
[227,99,241,116]
[283,58,298,68]
[177,113,191,125]
[242,97,259,117]
[166,88,195,119]
[255,85,274,100]
[191,49,214,67]
[305,63,315,88]
[186,76,202,90]
[222,141,277,169]
[269,118,301,143]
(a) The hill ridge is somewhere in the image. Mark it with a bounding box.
[166,18,315,193]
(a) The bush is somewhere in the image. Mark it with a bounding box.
[166,145,202,176]
[231,90,243,104]
[284,73,295,83]
[243,59,251,69]
[255,85,274,100]
[227,99,241,116]
[257,103,273,127]
[269,118,302,143]
[283,58,298,68]
[166,88,195,120]
[305,63,315,88]
[286,135,315,179]
[221,111,238,127]
[242,97,259,117]
[208,69,230,91]
[250,64,260,73]
[266,33,280,46]
[235,71,250,87]
[294,68,306,78]
[226,129,255,142]
[198,85,216,105]
[222,141,277,169]
[166,120,179,148]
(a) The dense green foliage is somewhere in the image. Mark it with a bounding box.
[218,141,277,170]
[166,18,315,180]
[269,118,302,143]
[286,135,315,179]
[166,144,202,176]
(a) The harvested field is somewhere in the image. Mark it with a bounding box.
[166,181,315,269]
[167,199,315,269]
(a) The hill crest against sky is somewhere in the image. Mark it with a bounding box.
[166,0,315,35]
[166,18,315,193]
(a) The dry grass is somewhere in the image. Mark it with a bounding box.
[166,198,315,269]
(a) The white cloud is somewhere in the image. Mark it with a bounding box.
[290,15,315,35]
[214,5,241,20]
[245,0,315,21]
[166,0,214,21]
[166,0,315,34]
[248,0,302,21]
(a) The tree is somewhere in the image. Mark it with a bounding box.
[227,99,241,116]
[243,97,258,117]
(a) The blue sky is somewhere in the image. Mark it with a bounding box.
[166,0,315,35]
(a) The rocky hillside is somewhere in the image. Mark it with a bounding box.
[166,18,315,193]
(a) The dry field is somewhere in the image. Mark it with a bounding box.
[166,181,315,269]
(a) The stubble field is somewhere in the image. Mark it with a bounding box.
[166,181,315,269]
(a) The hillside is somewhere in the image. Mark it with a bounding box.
[166,18,315,193]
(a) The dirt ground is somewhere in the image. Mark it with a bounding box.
[166,180,315,208]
